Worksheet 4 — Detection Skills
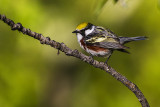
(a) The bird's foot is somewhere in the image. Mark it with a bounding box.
[104,60,109,67]
[104,54,112,67]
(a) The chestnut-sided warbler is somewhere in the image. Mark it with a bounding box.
[72,22,147,63]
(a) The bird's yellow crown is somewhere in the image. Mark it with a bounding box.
[76,22,88,30]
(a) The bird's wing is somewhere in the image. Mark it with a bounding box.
[85,35,128,49]
[84,26,128,49]
[85,26,119,43]
[96,26,118,38]
[92,42,129,49]
[85,34,107,43]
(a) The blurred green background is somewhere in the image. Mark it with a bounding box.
[0,0,159,107]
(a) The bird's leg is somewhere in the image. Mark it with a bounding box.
[105,50,113,66]
[105,54,112,66]
[89,55,94,64]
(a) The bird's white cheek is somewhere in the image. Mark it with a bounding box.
[76,33,83,42]
[76,33,85,49]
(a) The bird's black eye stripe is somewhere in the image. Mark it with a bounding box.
[80,29,85,36]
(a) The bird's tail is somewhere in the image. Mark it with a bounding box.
[119,36,147,44]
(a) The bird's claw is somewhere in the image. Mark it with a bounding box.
[104,61,109,67]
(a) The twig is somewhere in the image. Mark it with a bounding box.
[0,14,150,107]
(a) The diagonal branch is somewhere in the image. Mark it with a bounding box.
[0,14,150,107]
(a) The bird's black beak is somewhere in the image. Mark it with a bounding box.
[72,30,79,33]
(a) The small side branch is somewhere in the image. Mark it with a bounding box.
[0,14,150,107]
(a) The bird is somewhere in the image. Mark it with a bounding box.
[72,22,147,64]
